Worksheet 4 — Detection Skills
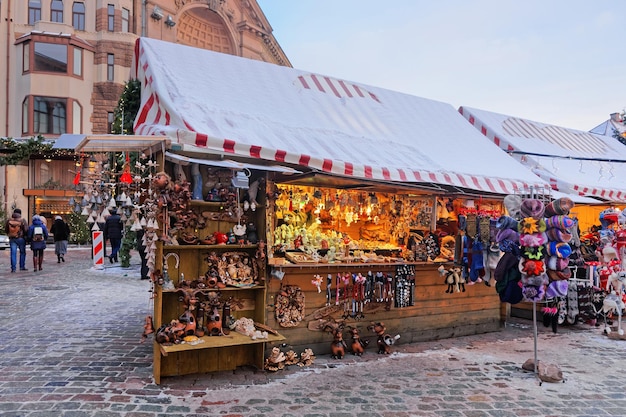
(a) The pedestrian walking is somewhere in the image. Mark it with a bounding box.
[136,228,150,280]
[50,215,71,263]
[5,208,28,273]
[27,214,49,272]
[104,207,123,263]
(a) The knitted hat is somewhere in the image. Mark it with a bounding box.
[519,258,545,276]
[500,280,524,304]
[522,284,546,302]
[523,245,546,260]
[503,195,523,219]
[519,232,548,247]
[547,241,572,258]
[498,240,520,255]
[547,267,572,281]
[545,228,573,243]
[518,217,546,234]
[521,273,548,287]
[496,228,519,244]
[520,199,545,219]
[13,208,21,214]
[546,280,569,297]
[495,215,518,231]
[545,197,574,217]
[546,215,574,230]
[546,256,569,271]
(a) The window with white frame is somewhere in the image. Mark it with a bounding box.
[122,8,130,32]
[107,54,114,81]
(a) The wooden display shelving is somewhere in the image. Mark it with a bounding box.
[152,197,282,384]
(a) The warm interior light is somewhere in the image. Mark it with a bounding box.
[45,158,52,163]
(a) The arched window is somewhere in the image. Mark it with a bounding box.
[28,0,42,25]
[51,0,64,23]
[72,2,85,30]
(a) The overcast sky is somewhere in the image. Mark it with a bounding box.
[257,0,625,132]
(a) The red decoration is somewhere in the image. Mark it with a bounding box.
[120,153,133,184]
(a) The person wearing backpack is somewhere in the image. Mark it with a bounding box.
[51,215,71,263]
[103,208,123,263]
[5,208,28,273]
[27,214,49,272]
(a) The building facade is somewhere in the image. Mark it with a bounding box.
[0,0,290,218]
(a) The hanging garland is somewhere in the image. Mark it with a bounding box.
[0,136,75,166]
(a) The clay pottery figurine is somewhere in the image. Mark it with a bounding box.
[246,222,258,244]
[152,172,171,190]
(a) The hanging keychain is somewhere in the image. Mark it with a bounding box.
[326,274,332,306]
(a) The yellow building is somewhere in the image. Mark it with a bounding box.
[0,0,290,218]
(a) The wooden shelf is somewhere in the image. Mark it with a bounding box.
[188,200,264,209]
[164,244,258,250]
[162,284,266,293]
[159,332,285,356]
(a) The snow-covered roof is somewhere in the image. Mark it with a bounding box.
[130,38,549,195]
[460,106,626,202]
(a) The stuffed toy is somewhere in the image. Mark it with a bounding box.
[607,270,626,294]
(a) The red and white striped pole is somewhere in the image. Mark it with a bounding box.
[92,230,104,269]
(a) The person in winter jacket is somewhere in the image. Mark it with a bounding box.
[5,208,28,272]
[104,208,123,263]
[27,214,50,272]
[51,215,71,263]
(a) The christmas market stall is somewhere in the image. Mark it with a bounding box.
[122,37,559,382]
[459,106,626,324]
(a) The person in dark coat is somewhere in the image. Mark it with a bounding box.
[51,215,71,263]
[136,228,150,280]
[103,208,123,263]
[27,214,50,272]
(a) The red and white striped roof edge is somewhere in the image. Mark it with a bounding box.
[459,106,626,203]
[130,38,548,196]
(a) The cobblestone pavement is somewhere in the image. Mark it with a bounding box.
[2,247,626,417]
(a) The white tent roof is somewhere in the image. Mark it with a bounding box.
[460,106,626,203]
[130,38,548,195]
[590,114,626,138]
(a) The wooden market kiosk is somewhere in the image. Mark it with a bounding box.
[145,160,513,383]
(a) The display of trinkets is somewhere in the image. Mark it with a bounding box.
[394,264,416,308]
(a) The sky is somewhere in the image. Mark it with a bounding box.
[257,0,626,132]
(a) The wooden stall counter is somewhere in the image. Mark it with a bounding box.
[264,261,502,358]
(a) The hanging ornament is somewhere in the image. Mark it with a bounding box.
[120,153,133,184]
[73,161,82,185]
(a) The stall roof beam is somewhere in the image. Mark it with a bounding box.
[53,134,169,154]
